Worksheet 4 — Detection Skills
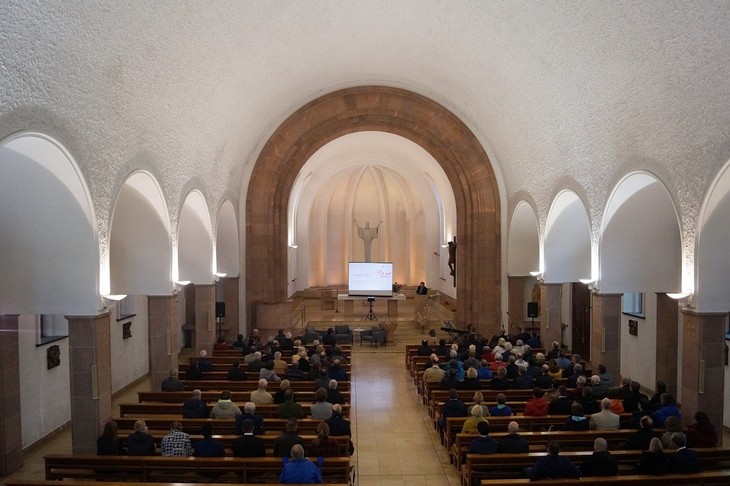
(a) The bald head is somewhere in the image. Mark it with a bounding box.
[507,421,520,434]
[290,443,305,459]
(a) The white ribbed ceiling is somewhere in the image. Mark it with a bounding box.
[1,0,729,249]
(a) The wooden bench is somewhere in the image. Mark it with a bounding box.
[114,417,337,436]
[141,391,350,405]
[119,402,350,418]
[9,481,350,486]
[451,429,662,469]
[443,414,634,450]
[179,370,352,381]
[114,432,351,456]
[461,448,730,486]
[44,454,352,483]
[478,471,730,485]
[178,380,351,391]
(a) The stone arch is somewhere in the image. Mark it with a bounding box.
[544,190,592,283]
[246,86,500,331]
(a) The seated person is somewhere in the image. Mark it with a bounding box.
[526,441,581,480]
[235,401,264,435]
[461,405,488,434]
[439,388,468,429]
[280,444,322,484]
[185,360,203,380]
[126,420,156,455]
[417,339,432,356]
[213,335,229,350]
[497,421,529,453]
[227,360,247,381]
[197,350,212,372]
[468,420,498,454]
[273,417,306,458]
[193,423,224,457]
[97,420,125,455]
[625,416,655,451]
[489,393,512,416]
[274,379,297,404]
[259,360,282,383]
[182,389,207,418]
[669,432,701,473]
[232,333,246,349]
[233,418,266,457]
[307,422,340,457]
[512,365,533,389]
[580,438,618,476]
[210,390,241,419]
[579,386,600,415]
[563,402,590,431]
[467,391,490,417]
[590,398,620,431]
[310,387,333,420]
[654,392,682,428]
[548,385,572,415]
[278,389,305,419]
[685,411,718,448]
[161,370,184,391]
[326,379,346,405]
[489,366,510,390]
[523,387,549,416]
[459,367,482,389]
[285,358,307,381]
[161,421,191,457]
[637,437,670,475]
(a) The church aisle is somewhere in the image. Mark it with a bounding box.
[351,349,459,486]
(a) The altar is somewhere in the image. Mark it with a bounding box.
[337,293,406,319]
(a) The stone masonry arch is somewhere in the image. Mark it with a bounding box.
[246,86,501,332]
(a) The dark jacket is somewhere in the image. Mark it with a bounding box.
[182,398,207,418]
[233,434,266,457]
[580,450,618,476]
[126,431,155,455]
[548,397,573,416]
[468,435,499,454]
[637,450,670,475]
[235,412,264,435]
[670,447,701,474]
[624,427,655,451]
[527,454,581,480]
[97,436,125,455]
[497,434,529,453]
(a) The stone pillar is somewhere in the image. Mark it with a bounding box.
[655,293,679,394]
[148,294,179,391]
[195,284,216,354]
[540,283,563,348]
[67,311,112,454]
[507,276,526,334]
[680,309,726,444]
[590,293,621,378]
[0,315,22,475]
[219,276,240,342]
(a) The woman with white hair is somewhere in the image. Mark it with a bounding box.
[461,403,488,434]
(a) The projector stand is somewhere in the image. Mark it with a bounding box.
[364,298,378,321]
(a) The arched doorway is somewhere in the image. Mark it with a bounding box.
[246,86,501,332]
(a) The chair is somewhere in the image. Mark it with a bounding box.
[334,324,352,344]
[360,325,386,347]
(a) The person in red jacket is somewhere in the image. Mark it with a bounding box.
[523,387,549,416]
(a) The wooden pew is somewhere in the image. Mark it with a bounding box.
[478,472,730,485]
[44,454,352,483]
[461,448,730,486]
[451,429,663,469]
[139,390,350,404]
[114,432,351,456]
[9,481,350,486]
[214,346,353,357]
[118,402,350,418]
[179,361,352,372]
[114,417,334,436]
[443,414,634,450]
[178,380,351,391]
[179,370,351,381]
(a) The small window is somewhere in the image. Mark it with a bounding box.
[622,292,645,318]
[37,314,68,346]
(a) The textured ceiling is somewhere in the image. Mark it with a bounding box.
[2,0,730,251]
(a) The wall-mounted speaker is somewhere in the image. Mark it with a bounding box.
[215,302,226,318]
[527,301,539,318]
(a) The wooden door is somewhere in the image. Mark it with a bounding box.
[571,282,591,360]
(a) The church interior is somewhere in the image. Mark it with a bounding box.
[2,1,730,483]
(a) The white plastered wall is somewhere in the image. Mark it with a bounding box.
[109,296,150,393]
[619,293,658,390]
[18,315,71,449]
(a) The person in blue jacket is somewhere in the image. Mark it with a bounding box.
[280,444,323,484]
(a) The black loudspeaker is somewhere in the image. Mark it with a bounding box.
[527,301,539,318]
[215,302,225,318]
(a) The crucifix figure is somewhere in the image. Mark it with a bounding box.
[354,219,382,262]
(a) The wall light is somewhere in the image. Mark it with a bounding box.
[289,244,298,249]
[667,292,691,300]
[102,294,127,301]
[529,271,542,277]
[214,272,227,278]
[579,278,597,285]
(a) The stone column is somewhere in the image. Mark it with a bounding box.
[148,294,179,391]
[539,283,563,348]
[680,309,726,444]
[219,276,240,342]
[0,315,22,475]
[590,293,621,377]
[195,284,216,354]
[655,293,679,394]
[67,311,112,454]
[507,276,526,334]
